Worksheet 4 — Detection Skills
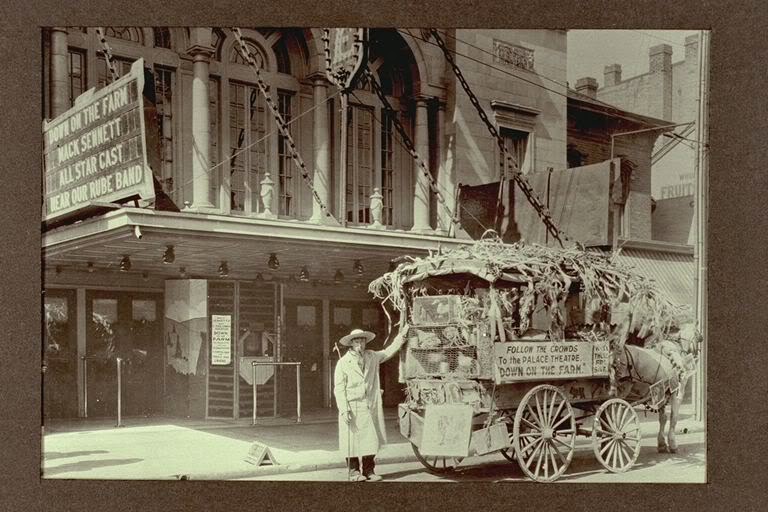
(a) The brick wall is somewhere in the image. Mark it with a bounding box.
[594,35,700,201]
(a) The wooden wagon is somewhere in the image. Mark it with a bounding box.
[369,236,687,482]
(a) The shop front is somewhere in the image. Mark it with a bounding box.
[43,207,469,422]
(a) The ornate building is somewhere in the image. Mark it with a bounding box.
[42,27,570,420]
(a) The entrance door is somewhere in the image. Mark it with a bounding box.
[281,299,323,413]
[328,301,404,408]
[85,291,163,418]
[43,289,78,419]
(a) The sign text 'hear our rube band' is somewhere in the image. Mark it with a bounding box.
[42,59,155,221]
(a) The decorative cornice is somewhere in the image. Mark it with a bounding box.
[490,100,541,117]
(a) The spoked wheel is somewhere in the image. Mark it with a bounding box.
[411,443,463,474]
[592,398,641,473]
[513,384,576,482]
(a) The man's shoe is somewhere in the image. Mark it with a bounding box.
[349,471,366,482]
[365,473,383,482]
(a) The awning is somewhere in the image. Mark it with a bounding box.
[612,247,695,307]
[42,206,473,283]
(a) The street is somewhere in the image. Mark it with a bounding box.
[240,432,705,483]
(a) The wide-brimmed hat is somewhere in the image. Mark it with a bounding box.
[339,329,376,347]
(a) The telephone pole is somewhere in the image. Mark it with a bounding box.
[693,30,709,422]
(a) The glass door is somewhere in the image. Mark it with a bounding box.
[85,291,164,418]
[43,289,78,419]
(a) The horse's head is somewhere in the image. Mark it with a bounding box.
[667,323,702,360]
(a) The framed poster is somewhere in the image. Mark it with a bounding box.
[211,314,232,365]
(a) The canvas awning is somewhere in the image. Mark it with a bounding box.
[611,246,695,307]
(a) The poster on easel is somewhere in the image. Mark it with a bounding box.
[211,315,232,365]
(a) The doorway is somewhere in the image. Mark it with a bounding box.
[84,291,164,418]
[281,299,323,413]
[43,289,78,419]
[329,300,404,408]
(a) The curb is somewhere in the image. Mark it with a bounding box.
[184,420,705,480]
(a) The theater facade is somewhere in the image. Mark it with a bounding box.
[42,27,573,421]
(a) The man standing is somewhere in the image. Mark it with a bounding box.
[334,325,408,482]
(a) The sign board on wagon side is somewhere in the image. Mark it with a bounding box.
[420,404,473,457]
[42,59,157,222]
[493,340,611,383]
[324,28,368,91]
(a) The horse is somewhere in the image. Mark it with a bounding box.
[613,326,700,454]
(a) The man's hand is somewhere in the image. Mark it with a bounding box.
[341,410,353,424]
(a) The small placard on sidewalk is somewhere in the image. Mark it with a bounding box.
[245,442,278,466]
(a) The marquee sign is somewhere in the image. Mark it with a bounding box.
[323,28,368,91]
[42,59,157,222]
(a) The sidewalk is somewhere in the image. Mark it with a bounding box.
[42,405,704,480]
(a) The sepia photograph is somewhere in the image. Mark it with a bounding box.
[40,26,708,484]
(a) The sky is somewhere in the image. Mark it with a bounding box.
[567,30,700,88]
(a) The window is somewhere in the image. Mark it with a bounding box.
[154,67,175,195]
[277,91,294,216]
[345,104,374,224]
[97,54,135,87]
[230,41,265,68]
[153,28,171,49]
[274,40,291,74]
[67,49,86,107]
[104,27,143,44]
[380,110,395,225]
[209,77,220,206]
[229,83,268,213]
[498,128,530,177]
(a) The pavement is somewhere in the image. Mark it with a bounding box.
[42,404,704,480]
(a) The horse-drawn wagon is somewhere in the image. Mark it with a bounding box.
[369,234,699,482]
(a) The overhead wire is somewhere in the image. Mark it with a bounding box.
[165,88,341,198]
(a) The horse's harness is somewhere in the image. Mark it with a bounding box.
[622,345,663,387]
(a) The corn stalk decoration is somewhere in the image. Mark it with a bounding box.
[369,233,692,391]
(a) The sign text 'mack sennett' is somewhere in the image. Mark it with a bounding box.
[42,59,155,221]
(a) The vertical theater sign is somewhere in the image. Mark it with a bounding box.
[323,28,368,91]
[43,59,158,223]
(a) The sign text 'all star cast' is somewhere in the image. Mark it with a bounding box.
[42,59,155,221]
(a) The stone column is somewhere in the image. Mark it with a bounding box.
[50,27,70,118]
[188,29,215,209]
[411,97,431,232]
[310,76,334,224]
[435,100,451,234]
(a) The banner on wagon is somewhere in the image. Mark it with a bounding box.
[494,341,604,383]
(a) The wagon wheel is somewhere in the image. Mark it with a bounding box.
[592,398,641,473]
[411,443,463,474]
[513,384,576,482]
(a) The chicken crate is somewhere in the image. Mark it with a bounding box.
[411,295,462,326]
[405,325,479,379]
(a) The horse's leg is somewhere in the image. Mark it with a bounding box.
[657,401,669,453]
[668,394,680,453]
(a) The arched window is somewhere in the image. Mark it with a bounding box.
[230,40,266,69]
[153,28,171,49]
[342,30,415,229]
[274,39,290,74]
[211,28,226,60]
[104,27,144,44]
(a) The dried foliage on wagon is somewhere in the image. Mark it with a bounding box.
[369,235,689,348]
